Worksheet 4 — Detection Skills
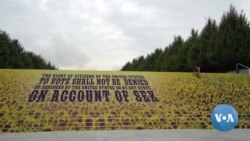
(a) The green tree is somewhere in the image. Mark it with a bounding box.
[0,30,56,69]
[122,5,250,72]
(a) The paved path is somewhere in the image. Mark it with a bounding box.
[1,129,249,141]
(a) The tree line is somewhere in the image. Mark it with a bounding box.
[121,5,250,72]
[0,30,56,69]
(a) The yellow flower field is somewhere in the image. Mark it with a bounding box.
[0,69,249,132]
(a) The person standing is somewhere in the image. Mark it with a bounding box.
[194,64,201,78]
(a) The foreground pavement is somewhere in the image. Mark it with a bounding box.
[0,129,249,141]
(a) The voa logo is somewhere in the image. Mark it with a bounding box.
[214,113,234,123]
[211,104,238,132]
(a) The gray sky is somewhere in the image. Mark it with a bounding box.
[1,0,249,70]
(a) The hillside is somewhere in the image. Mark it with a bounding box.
[0,31,56,69]
[0,69,249,132]
[121,5,250,72]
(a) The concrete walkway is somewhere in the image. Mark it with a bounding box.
[0,129,249,141]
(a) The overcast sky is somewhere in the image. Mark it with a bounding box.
[1,0,249,70]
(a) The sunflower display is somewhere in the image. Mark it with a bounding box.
[0,69,249,132]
